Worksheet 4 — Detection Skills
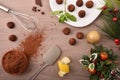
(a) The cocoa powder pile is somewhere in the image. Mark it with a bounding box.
[2,50,28,75]
[2,31,44,75]
[19,31,44,59]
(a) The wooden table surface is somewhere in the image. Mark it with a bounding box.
[0,0,120,80]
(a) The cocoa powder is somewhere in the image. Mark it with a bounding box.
[19,31,44,59]
[2,50,28,75]
[2,31,44,75]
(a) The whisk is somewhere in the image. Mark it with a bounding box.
[0,4,38,32]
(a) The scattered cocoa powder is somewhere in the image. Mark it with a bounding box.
[19,31,44,59]
[32,6,37,12]
[32,0,42,12]
[41,12,45,15]
[2,30,44,75]
[38,9,40,12]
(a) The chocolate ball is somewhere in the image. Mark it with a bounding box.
[76,0,83,7]
[68,4,75,12]
[86,1,94,8]
[63,27,71,35]
[69,38,76,45]
[7,22,15,29]
[9,35,17,42]
[56,0,63,4]
[78,10,86,18]
[76,32,84,39]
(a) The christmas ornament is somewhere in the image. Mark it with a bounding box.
[97,0,120,45]
[86,31,101,44]
[79,45,119,80]
[114,39,120,45]
[112,17,118,22]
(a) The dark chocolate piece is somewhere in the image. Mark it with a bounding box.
[41,12,45,15]
[76,32,84,39]
[78,10,86,18]
[9,35,17,42]
[32,6,37,12]
[67,4,75,12]
[56,0,63,4]
[63,27,71,35]
[69,38,76,45]
[7,22,15,29]
[86,1,94,8]
[76,0,83,7]
[35,0,42,7]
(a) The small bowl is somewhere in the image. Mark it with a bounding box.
[2,50,28,75]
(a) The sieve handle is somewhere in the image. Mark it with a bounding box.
[0,4,10,12]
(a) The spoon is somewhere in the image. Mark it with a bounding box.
[29,45,62,80]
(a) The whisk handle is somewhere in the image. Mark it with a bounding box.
[0,4,10,12]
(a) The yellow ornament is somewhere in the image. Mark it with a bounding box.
[87,31,101,44]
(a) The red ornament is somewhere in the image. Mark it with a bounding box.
[102,6,107,10]
[114,39,120,45]
[100,52,108,60]
[113,8,119,13]
[112,17,118,22]
[88,69,96,74]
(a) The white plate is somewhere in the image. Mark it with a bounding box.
[49,0,105,27]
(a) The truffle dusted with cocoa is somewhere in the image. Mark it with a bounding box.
[76,32,84,39]
[76,0,83,7]
[86,0,94,8]
[9,35,17,42]
[63,27,71,35]
[56,0,63,4]
[69,38,76,45]
[78,10,86,18]
[67,4,75,12]
[7,22,15,29]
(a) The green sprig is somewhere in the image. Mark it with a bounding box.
[97,0,120,40]
[52,0,77,23]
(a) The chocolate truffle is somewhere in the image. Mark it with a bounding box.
[56,0,63,4]
[68,4,75,12]
[7,22,15,29]
[76,32,84,39]
[76,0,83,7]
[86,1,94,8]
[69,38,76,45]
[2,50,28,75]
[9,35,17,42]
[78,10,86,18]
[63,27,71,35]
